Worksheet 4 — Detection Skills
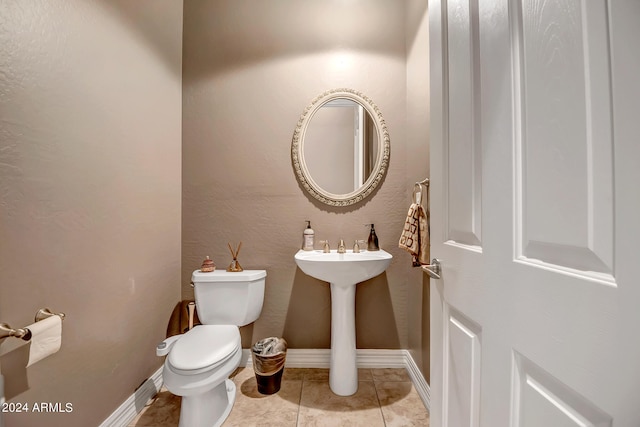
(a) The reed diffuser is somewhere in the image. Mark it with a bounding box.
[227,242,243,272]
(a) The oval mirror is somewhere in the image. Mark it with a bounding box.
[292,88,390,206]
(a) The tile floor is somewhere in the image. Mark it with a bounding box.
[128,367,430,426]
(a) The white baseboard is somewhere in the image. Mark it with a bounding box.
[241,348,408,368]
[403,350,431,411]
[103,349,430,426]
[98,366,163,427]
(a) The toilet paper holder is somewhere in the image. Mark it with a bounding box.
[34,308,65,323]
[0,308,65,341]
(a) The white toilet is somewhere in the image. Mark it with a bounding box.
[157,269,266,427]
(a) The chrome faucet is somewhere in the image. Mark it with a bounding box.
[337,239,346,253]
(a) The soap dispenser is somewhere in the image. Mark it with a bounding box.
[367,224,380,251]
[302,220,315,251]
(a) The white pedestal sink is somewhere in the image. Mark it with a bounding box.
[294,249,392,396]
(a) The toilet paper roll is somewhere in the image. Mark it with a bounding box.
[25,316,62,367]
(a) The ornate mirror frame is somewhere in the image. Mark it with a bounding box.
[291,88,390,206]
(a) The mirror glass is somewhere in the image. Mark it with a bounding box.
[292,89,390,206]
[303,99,379,195]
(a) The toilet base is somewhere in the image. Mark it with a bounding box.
[178,379,236,427]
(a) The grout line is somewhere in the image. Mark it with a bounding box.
[372,376,388,427]
[295,372,304,427]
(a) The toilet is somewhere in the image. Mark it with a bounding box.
[157,269,266,427]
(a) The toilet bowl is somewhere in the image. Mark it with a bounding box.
[162,325,241,427]
[157,269,266,427]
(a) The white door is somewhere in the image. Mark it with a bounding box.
[428,0,640,426]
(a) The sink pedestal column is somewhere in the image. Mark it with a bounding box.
[329,283,357,396]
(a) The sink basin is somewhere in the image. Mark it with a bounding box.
[294,248,392,396]
[294,249,392,286]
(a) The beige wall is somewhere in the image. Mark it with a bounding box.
[406,0,431,380]
[182,0,429,356]
[0,1,182,426]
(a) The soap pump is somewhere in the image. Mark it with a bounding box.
[367,224,380,251]
[302,220,315,251]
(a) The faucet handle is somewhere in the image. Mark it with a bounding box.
[319,240,330,253]
[353,240,360,253]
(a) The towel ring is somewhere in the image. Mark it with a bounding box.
[413,179,429,205]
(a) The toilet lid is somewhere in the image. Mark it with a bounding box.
[168,325,240,372]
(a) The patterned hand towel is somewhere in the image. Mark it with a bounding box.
[399,203,430,266]
[399,181,430,266]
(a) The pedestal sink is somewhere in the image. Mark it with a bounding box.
[294,249,392,396]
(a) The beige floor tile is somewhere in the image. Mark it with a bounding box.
[297,368,372,382]
[358,368,373,381]
[298,380,385,427]
[302,368,330,381]
[371,367,411,382]
[230,366,256,383]
[128,390,181,427]
[282,368,306,381]
[375,381,430,427]
[223,406,298,427]
[224,377,302,427]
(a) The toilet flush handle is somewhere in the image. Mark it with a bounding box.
[156,334,183,357]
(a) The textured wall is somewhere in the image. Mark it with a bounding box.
[182,0,427,352]
[406,0,431,380]
[0,1,182,426]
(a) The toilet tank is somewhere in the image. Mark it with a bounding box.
[191,270,266,326]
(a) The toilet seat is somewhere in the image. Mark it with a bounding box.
[168,325,240,375]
